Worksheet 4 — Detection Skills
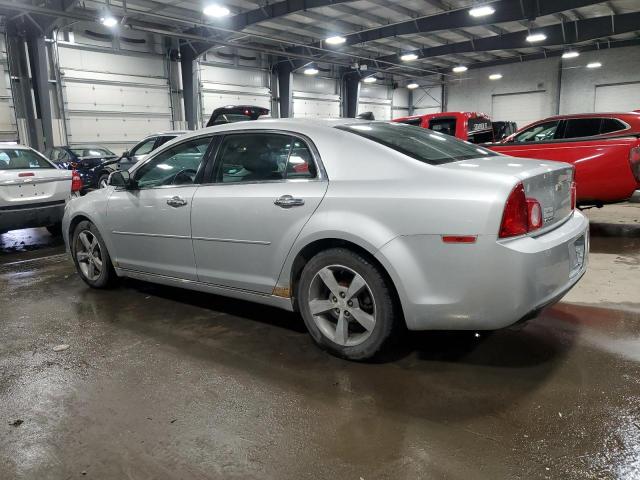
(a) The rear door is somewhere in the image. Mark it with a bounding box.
[191,131,328,293]
[0,148,71,208]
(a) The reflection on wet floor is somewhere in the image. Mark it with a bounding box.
[0,228,65,263]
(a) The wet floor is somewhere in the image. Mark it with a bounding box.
[1,218,639,479]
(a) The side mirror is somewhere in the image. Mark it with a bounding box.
[122,150,130,158]
[108,170,136,189]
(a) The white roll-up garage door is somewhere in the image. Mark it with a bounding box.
[58,44,172,153]
[359,84,392,120]
[492,90,550,129]
[292,74,340,119]
[200,63,271,126]
[595,83,640,112]
[0,35,17,142]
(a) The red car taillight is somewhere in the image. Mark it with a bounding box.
[499,182,543,238]
[630,146,640,183]
[71,170,83,192]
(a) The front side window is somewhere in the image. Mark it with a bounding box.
[0,149,54,170]
[70,147,115,158]
[337,122,498,165]
[513,121,561,142]
[562,118,602,139]
[130,138,157,157]
[134,136,212,188]
[215,133,316,183]
[154,136,176,149]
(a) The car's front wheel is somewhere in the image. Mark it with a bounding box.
[71,220,117,288]
[298,248,399,360]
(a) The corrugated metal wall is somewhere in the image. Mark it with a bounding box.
[358,84,392,120]
[292,74,340,119]
[56,27,172,153]
[0,34,18,142]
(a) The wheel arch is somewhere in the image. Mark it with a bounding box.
[287,237,405,326]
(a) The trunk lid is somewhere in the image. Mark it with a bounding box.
[0,168,72,207]
[442,155,574,232]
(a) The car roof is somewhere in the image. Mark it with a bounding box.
[393,111,490,122]
[541,112,640,121]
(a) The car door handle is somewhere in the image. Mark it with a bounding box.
[274,195,305,208]
[167,196,188,208]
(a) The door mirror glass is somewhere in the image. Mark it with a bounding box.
[109,170,135,189]
[122,150,130,158]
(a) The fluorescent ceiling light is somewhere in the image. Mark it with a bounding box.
[587,62,602,68]
[326,36,346,45]
[303,67,319,75]
[407,83,419,89]
[203,4,230,17]
[562,51,580,59]
[400,53,419,61]
[489,73,502,80]
[100,15,118,27]
[363,76,377,83]
[452,65,468,73]
[526,33,547,43]
[469,5,495,17]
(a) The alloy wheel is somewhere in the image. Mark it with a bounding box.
[308,264,377,346]
[75,230,103,281]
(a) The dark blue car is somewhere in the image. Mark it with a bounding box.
[44,146,119,191]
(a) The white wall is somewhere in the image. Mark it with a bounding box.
[559,46,640,113]
[292,74,340,119]
[392,87,409,118]
[412,81,443,116]
[358,83,392,120]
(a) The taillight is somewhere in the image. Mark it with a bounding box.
[71,170,83,192]
[630,146,640,183]
[499,182,543,238]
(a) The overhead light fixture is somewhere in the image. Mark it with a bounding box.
[326,36,346,45]
[587,62,602,69]
[303,67,319,75]
[407,82,419,89]
[469,5,495,17]
[452,65,468,73]
[562,51,580,59]
[100,15,118,27]
[400,53,419,61]
[526,33,547,43]
[203,4,230,17]
[363,76,377,83]
[489,73,502,80]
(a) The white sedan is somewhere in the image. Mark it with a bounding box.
[0,143,78,235]
[62,119,588,360]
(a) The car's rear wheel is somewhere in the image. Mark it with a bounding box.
[298,248,398,360]
[71,220,116,288]
[98,173,110,189]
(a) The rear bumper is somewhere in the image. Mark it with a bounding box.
[375,211,589,330]
[0,200,66,232]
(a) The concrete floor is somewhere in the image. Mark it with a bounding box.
[1,204,639,479]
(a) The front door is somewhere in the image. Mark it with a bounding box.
[105,135,214,280]
[192,132,327,293]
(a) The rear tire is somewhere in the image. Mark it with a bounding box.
[71,220,117,288]
[98,173,110,189]
[298,248,398,361]
[46,223,62,236]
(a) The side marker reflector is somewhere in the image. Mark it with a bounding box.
[442,235,477,244]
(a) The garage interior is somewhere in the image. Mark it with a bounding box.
[1,0,640,478]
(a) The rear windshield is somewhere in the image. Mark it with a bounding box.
[336,122,498,165]
[0,149,54,170]
[70,147,115,157]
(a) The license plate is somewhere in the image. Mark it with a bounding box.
[569,234,586,278]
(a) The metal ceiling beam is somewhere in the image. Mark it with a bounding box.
[374,11,640,63]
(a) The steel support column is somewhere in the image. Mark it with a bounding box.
[276,62,293,118]
[26,34,54,150]
[408,89,414,116]
[343,72,360,118]
[7,35,38,148]
[179,46,199,130]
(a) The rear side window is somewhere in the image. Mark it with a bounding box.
[0,149,54,170]
[600,118,627,134]
[429,118,456,137]
[336,122,498,165]
[563,118,602,139]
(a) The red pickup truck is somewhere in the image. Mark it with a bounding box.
[487,112,640,206]
[393,112,494,144]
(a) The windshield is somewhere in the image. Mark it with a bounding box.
[0,149,54,170]
[70,147,115,157]
[336,122,499,165]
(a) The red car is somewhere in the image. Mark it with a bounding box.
[393,111,494,144]
[488,113,640,206]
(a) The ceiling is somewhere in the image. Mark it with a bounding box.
[2,0,640,81]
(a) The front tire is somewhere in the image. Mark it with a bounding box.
[298,248,398,360]
[71,220,117,288]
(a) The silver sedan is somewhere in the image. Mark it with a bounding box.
[62,119,588,360]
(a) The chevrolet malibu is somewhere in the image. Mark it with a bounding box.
[62,120,588,360]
